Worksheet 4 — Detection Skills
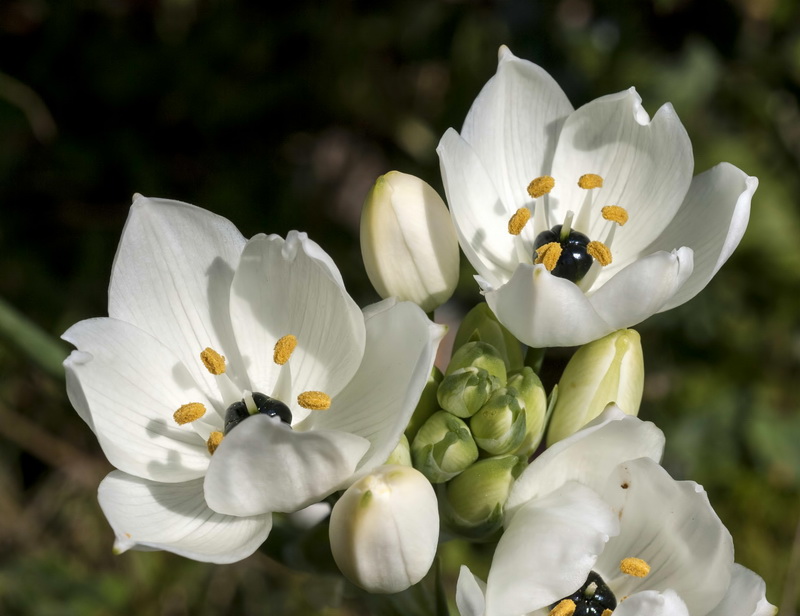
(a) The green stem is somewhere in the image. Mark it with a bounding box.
[524,346,546,375]
[0,296,68,379]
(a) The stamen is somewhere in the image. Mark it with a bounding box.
[273,334,298,365]
[578,174,604,189]
[620,557,650,578]
[173,402,206,425]
[549,599,576,616]
[601,610,613,616]
[528,175,555,198]
[508,208,531,235]
[587,241,612,266]
[535,242,562,272]
[298,391,332,410]
[207,431,223,455]
[601,206,628,226]
[200,347,226,375]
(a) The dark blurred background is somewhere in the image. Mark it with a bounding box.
[0,0,798,614]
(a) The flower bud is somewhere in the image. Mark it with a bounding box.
[411,410,479,483]
[360,171,459,312]
[385,434,412,467]
[453,302,524,372]
[441,455,523,539]
[507,367,547,458]
[329,465,439,593]
[437,367,496,418]
[546,329,644,445]
[470,387,527,455]
[445,340,508,386]
[405,366,443,441]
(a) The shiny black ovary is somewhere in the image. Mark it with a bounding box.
[224,392,293,434]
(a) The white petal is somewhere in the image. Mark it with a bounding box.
[650,163,756,311]
[305,298,445,481]
[456,566,487,616]
[707,564,777,616]
[484,263,613,348]
[486,482,618,616]
[438,128,519,287]
[229,232,366,419]
[549,89,694,268]
[63,318,215,482]
[588,248,694,330]
[108,195,249,399]
[596,458,734,616]
[614,590,690,616]
[460,46,573,213]
[506,406,664,520]
[204,414,370,516]
[98,470,272,564]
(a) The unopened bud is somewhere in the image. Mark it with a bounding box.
[385,434,412,467]
[437,367,497,418]
[470,387,527,455]
[405,366,443,441]
[446,341,508,386]
[453,302,524,372]
[507,367,547,458]
[411,411,479,483]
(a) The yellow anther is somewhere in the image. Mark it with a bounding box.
[508,208,531,235]
[578,174,604,189]
[587,241,612,266]
[527,175,555,198]
[298,391,332,410]
[173,402,206,425]
[548,599,576,616]
[601,205,629,226]
[620,557,651,578]
[200,347,226,375]
[207,431,224,455]
[601,610,613,616]
[535,242,562,272]
[273,334,298,365]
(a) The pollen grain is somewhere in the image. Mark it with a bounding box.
[587,241,612,266]
[535,242,562,272]
[578,173,604,189]
[527,175,555,198]
[273,334,298,365]
[298,391,332,410]
[200,347,226,375]
[173,402,206,425]
[508,208,531,235]
[601,205,629,226]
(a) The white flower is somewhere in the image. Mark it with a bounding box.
[438,46,757,348]
[63,195,444,564]
[455,409,776,616]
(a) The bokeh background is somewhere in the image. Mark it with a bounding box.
[0,0,798,614]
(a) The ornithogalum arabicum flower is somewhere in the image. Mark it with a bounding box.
[63,195,444,563]
[438,46,757,348]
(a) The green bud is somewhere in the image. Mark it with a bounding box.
[445,340,507,386]
[453,302,524,372]
[441,455,523,539]
[470,387,527,455]
[437,367,497,418]
[546,329,644,446]
[411,410,479,483]
[385,434,412,467]
[405,366,443,441]
[507,367,547,458]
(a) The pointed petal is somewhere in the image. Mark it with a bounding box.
[108,195,249,398]
[229,232,366,419]
[438,128,518,287]
[596,458,734,616]
[99,470,271,564]
[486,482,618,616]
[204,414,370,516]
[306,298,446,481]
[549,89,693,267]
[506,406,664,520]
[707,565,777,616]
[456,566,488,616]
[588,248,694,330]
[614,590,690,616]
[460,46,573,213]
[63,318,215,482]
[484,263,612,348]
[650,163,756,311]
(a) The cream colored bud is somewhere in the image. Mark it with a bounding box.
[329,465,439,594]
[546,329,644,445]
[360,171,459,312]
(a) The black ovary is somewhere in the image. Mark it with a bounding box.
[533,224,593,283]
[556,571,617,616]
[224,392,293,434]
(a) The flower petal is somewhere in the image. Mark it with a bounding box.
[460,46,573,213]
[486,482,618,616]
[549,89,694,268]
[63,318,215,482]
[706,564,777,616]
[108,195,249,399]
[99,470,271,564]
[483,263,613,348]
[650,163,756,311]
[305,298,446,481]
[229,231,366,419]
[456,566,488,616]
[204,414,371,516]
[506,406,664,521]
[588,248,694,331]
[596,458,734,616]
[613,589,690,616]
